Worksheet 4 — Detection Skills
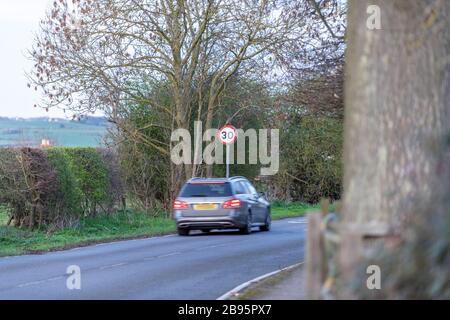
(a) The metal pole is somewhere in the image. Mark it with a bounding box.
[226,143,230,178]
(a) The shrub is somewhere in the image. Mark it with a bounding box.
[0,147,124,229]
[268,116,343,203]
[97,148,126,213]
[118,142,170,211]
[46,148,83,221]
[63,148,112,216]
[0,148,57,228]
[112,103,171,211]
[0,148,28,226]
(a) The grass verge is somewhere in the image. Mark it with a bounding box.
[0,201,318,257]
[271,202,319,220]
[0,209,175,257]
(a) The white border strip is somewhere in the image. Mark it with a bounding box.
[216,261,304,300]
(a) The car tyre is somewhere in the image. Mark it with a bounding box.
[240,214,252,235]
[178,228,190,236]
[260,214,271,232]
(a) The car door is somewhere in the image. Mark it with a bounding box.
[232,180,250,207]
[243,181,265,223]
[232,181,256,219]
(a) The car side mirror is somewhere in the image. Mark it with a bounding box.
[258,192,267,199]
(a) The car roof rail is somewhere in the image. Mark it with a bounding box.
[188,176,227,181]
[188,177,204,182]
[228,176,247,180]
[187,176,248,182]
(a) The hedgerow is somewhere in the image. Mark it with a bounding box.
[64,148,110,216]
[268,116,343,203]
[46,148,83,220]
[0,147,124,229]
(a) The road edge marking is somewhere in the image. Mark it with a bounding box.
[216,261,304,300]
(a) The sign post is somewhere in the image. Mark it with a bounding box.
[218,124,237,178]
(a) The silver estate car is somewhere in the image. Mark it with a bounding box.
[173,176,271,236]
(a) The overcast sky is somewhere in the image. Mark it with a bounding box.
[0,0,70,118]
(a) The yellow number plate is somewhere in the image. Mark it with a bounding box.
[193,203,218,210]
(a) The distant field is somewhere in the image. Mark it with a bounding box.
[0,117,108,147]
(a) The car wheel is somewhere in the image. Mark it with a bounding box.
[240,214,252,235]
[260,214,271,232]
[178,228,190,236]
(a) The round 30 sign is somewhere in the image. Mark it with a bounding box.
[218,124,237,145]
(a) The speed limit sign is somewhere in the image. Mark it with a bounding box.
[218,124,237,145]
[218,124,236,178]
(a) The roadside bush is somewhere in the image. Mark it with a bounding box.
[118,141,170,211]
[46,148,83,221]
[0,148,57,228]
[111,103,171,211]
[64,148,110,216]
[98,148,126,213]
[0,147,124,229]
[0,148,28,227]
[268,115,343,203]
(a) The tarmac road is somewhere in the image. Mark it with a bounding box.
[0,217,307,299]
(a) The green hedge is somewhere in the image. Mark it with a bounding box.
[269,116,343,203]
[0,147,124,228]
[64,148,110,215]
[46,148,83,219]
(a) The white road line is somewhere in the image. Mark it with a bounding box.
[143,256,156,261]
[99,262,127,270]
[156,252,181,258]
[47,276,63,282]
[16,275,65,288]
[197,243,232,250]
[17,280,47,288]
[198,244,223,250]
[216,261,304,300]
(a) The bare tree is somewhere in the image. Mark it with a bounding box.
[29,0,306,191]
[278,0,346,118]
[284,64,344,118]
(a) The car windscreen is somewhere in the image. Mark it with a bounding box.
[179,182,232,197]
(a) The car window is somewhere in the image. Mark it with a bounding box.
[239,181,251,194]
[244,181,258,195]
[233,181,247,195]
[179,182,232,197]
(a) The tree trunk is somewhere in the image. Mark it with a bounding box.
[343,0,450,231]
[204,106,215,177]
[29,204,36,229]
[340,0,450,297]
[170,161,184,201]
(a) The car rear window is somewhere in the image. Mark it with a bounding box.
[179,182,232,197]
